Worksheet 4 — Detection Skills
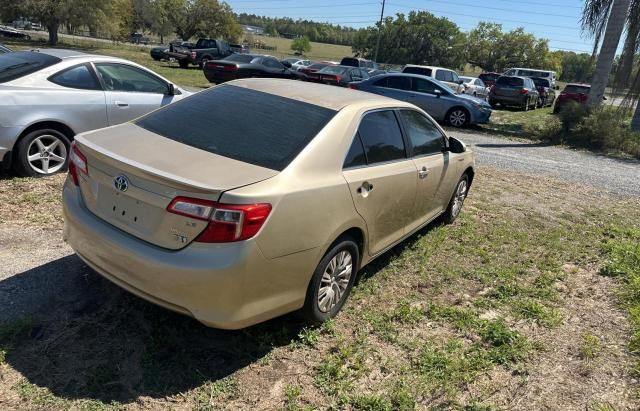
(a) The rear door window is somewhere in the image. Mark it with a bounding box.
[0,51,62,83]
[358,110,406,164]
[49,64,100,90]
[386,76,411,90]
[399,110,444,156]
[136,85,337,171]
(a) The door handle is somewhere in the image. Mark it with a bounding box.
[356,181,374,196]
[418,167,429,179]
[114,101,129,108]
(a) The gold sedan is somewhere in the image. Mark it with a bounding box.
[63,79,475,329]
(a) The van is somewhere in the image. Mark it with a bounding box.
[401,65,464,93]
[503,68,558,89]
[340,57,379,71]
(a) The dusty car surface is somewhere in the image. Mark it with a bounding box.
[63,79,475,329]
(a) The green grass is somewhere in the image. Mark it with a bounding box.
[473,106,557,137]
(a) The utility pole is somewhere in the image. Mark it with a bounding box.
[374,0,386,62]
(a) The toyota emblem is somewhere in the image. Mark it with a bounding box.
[114,175,129,192]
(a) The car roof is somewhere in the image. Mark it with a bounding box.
[404,64,449,71]
[228,78,407,111]
[28,48,91,59]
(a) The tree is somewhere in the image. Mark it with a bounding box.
[290,36,311,54]
[586,0,632,106]
[352,11,466,67]
[559,52,595,83]
[172,0,240,41]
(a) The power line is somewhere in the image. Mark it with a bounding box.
[389,0,577,18]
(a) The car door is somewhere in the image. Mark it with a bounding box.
[397,109,452,230]
[94,63,174,126]
[409,77,448,120]
[47,63,108,132]
[342,110,418,255]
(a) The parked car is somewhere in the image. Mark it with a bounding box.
[203,54,304,83]
[488,76,539,111]
[230,43,250,54]
[0,43,12,54]
[402,65,464,93]
[352,73,492,127]
[307,65,369,87]
[553,83,593,113]
[0,50,191,177]
[340,57,378,71]
[459,76,489,100]
[478,72,501,89]
[298,62,336,78]
[0,25,31,40]
[530,76,556,107]
[150,41,194,61]
[62,78,475,329]
[166,38,234,68]
[282,58,312,71]
[503,67,557,89]
[128,32,150,45]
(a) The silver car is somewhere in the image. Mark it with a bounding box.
[459,76,489,100]
[0,49,191,176]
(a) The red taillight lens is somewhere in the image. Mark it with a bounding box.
[335,75,342,82]
[167,197,272,243]
[520,89,529,95]
[68,141,88,186]
[224,64,238,72]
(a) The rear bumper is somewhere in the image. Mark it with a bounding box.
[62,179,316,329]
[203,71,238,83]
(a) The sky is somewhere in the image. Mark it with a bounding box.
[226,0,595,54]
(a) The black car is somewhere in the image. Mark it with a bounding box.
[0,26,30,40]
[0,43,12,54]
[203,54,304,84]
[307,65,370,87]
[530,76,557,107]
[340,57,378,71]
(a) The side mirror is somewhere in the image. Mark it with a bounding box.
[167,83,176,96]
[282,61,292,68]
[603,96,608,101]
[447,136,466,153]
[434,89,442,98]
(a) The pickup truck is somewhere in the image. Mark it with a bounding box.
[166,38,235,68]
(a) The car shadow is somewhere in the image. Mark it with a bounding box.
[0,254,306,404]
[474,142,552,149]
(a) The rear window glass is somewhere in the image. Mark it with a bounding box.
[308,63,328,70]
[0,51,61,83]
[531,78,550,87]
[136,85,337,171]
[223,54,257,63]
[564,85,591,94]
[319,66,350,75]
[496,76,524,87]
[479,73,498,82]
[402,66,432,77]
[341,57,359,67]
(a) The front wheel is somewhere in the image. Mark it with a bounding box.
[447,108,469,128]
[13,129,71,177]
[442,174,469,224]
[302,237,360,324]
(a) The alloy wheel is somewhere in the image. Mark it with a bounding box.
[449,110,467,127]
[26,134,67,175]
[451,179,468,218]
[317,250,353,313]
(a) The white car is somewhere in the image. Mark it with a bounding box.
[0,49,191,176]
[459,76,489,100]
[282,58,312,71]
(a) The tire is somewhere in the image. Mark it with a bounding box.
[523,98,529,111]
[538,97,544,108]
[13,128,71,177]
[302,237,360,324]
[199,57,211,69]
[442,174,469,224]
[446,107,470,128]
[178,59,189,69]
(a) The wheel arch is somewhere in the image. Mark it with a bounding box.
[446,105,471,125]
[463,166,475,189]
[18,120,75,143]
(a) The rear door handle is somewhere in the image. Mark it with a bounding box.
[418,167,429,179]
[114,101,129,108]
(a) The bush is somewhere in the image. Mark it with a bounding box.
[558,101,590,133]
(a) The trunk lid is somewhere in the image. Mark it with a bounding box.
[74,123,278,250]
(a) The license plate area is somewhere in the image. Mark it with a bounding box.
[98,189,146,229]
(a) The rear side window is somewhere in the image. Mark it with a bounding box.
[496,76,524,87]
[399,110,443,156]
[357,111,406,164]
[136,85,337,171]
[436,70,454,82]
[412,77,446,94]
[341,57,359,67]
[385,76,411,90]
[343,133,367,169]
[49,64,100,90]
[403,66,432,76]
[479,73,498,82]
[564,85,590,94]
[0,51,61,83]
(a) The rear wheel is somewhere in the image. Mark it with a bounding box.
[302,237,359,324]
[447,108,469,128]
[13,129,71,177]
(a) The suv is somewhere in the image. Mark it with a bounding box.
[489,76,539,111]
[530,76,556,107]
[401,65,464,93]
[503,67,557,89]
[553,83,593,113]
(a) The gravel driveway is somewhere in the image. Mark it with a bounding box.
[453,130,640,197]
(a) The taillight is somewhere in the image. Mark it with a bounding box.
[68,141,88,186]
[191,51,196,60]
[167,197,272,243]
[520,89,529,95]
[348,83,359,90]
[223,64,238,72]
[335,75,342,82]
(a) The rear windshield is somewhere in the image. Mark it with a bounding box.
[223,54,257,63]
[564,85,590,94]
[496,76,524,87]
[479,73,498,82]
[319,66,350,75]
[0,51,61,83]
[403,66,432,77]
[460,76,473,83]
[340,57,360,67]
[136,85,337,171]
[309,63,328,70]
[531,77,550,87]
